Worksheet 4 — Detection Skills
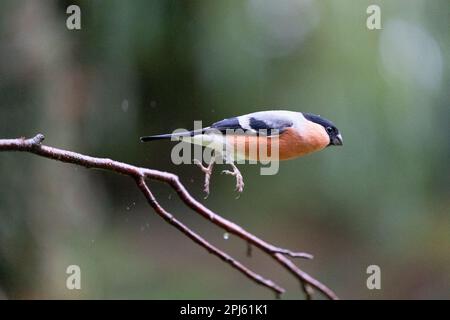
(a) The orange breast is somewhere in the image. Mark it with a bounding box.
[226,125,329,161]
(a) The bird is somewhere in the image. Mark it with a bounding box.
[140,110,343,196]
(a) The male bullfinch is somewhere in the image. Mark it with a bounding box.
[141,110,343,195]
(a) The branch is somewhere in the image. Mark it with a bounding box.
[0,134,338,300]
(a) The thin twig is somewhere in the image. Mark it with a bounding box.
[135,177,284,294]
[0,134,338,299]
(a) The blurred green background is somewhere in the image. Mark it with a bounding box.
[0,0,449,299]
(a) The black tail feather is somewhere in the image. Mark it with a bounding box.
[140,134,175,142]
[140,128,209,142]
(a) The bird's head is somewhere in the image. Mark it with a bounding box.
[302,113,343,146]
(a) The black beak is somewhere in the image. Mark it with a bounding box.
[331,133,343,146]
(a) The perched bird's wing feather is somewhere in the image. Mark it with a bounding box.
[209,117,243,132]
[210,111,294,136]
[141,110,297,142]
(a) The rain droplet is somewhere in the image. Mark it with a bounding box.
[121,99,129,112]
[223,232,229,240]
[126,202,136,211]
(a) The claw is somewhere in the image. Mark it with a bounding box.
[195,157,244,196]
[222,163,244,194]
[194,158,215,197]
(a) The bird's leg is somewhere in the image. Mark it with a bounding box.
[222,161,245,194]
[194,155,216,197]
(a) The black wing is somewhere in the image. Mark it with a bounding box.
[210,117,244,132]
[246,117,292,135]
[210,112,294,136]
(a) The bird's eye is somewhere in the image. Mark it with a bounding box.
[326,127,333,134]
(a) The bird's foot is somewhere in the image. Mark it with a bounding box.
[222,162,244,195]
[194,158,215,197]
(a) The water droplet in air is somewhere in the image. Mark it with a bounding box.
[126,202,136,211]
[121,99,129,112]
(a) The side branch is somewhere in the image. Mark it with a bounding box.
[0,134,338,299]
